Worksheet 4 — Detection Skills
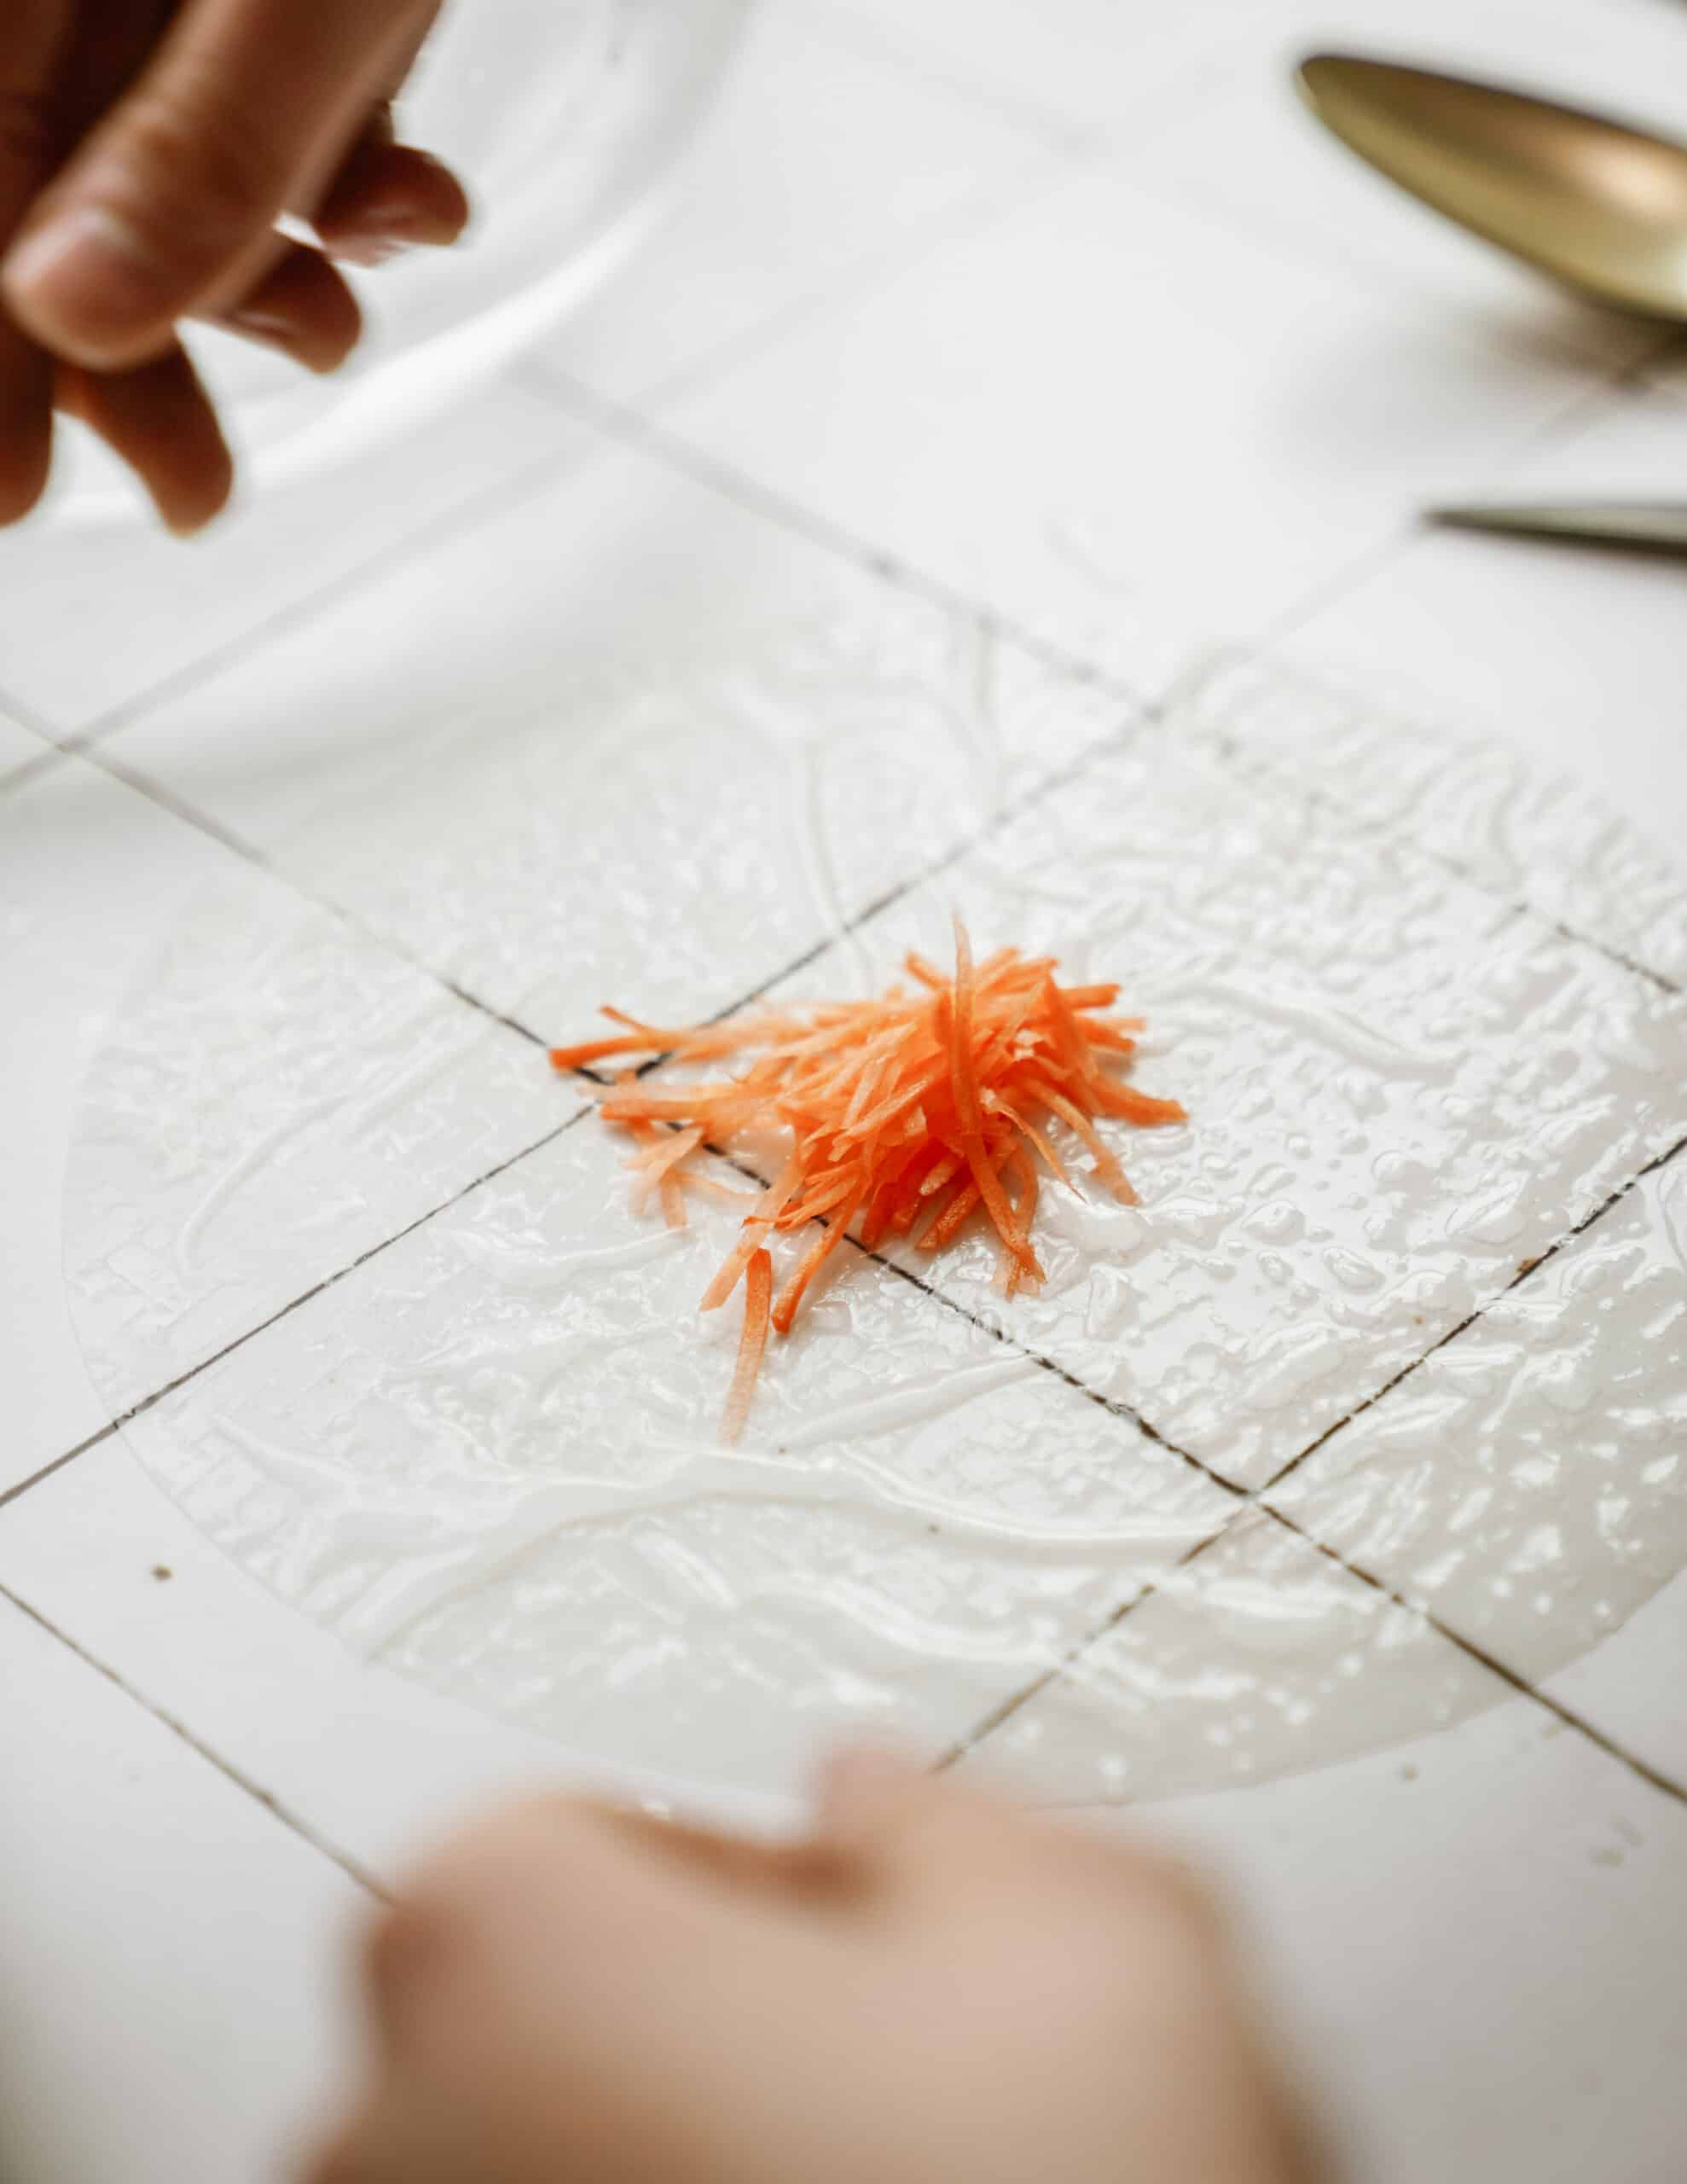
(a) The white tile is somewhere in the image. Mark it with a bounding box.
[63,855,570,1419]
[0,709,49,781]
[1105,1,1669,375]
[1545,1568,1687,1794]
[667,168,1599,694]
[0,758,561,1490]
[959,1510,1503,1801]
[967,1655,1687,2184]
[87,1116,1232,1805]
[525,2,1054,408]
[1171,648,1687,990]
[1273,1158,1687,1686]
[0,763,240,1492]
[0,1438,782,1881]
[795,0,1238,141]
[106,433,1127,1042]
[774,738,1687,1484]
[0,376,585,732]
[1280,386,1687,926]
[0,1585,361,2184]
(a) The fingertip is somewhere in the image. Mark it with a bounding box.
[317,142,472,264]
[57,351,235,537]
[155,425,235,536]
[2,203,175,372]
[223,247,362,375]
[812,1744,935,1846]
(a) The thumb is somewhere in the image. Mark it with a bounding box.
[814,1745,1044,1893]
[2,0,423,369]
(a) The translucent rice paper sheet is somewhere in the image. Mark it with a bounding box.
[64,639,1687,1804]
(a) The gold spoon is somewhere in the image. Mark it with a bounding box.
[1297,52,1687,320]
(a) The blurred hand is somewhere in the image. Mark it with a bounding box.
[0,0,469,533]
[304,1751,1328,2184]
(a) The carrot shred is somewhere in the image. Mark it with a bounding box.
[722,1250,773,1444]
[554,925,1184,1440]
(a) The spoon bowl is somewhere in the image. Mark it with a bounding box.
[1298,53,1687,321]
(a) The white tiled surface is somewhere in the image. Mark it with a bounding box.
[102,436,1128,1041]
[525,0,1057,408]
[1272,1162,1687,1686]
[0,382,583,735]
[1015,1684,1687,2184]
[662,166,1606,690]
[0,1585,361,2184]
[1278,384,1687,881]
[769,740,1687,1487]
[0,761,241,1491]
[795,0,1238,141]
[3,2,1687,2179]
[0,708,49,781]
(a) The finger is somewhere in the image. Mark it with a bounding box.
[2,0,422,370]
[813,1745,1122,1909]
[315,139,469,268]
[0,0,71,521]
[57,346,232,532]
[0,297,52,522]
[213,240,360,372]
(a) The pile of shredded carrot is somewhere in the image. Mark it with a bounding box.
[549,922,1185,1443]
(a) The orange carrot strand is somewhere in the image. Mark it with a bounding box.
[722,1249,773,1443]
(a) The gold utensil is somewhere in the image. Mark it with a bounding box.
[1297,53,1687,319]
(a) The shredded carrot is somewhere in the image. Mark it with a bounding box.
[722,1249,773,1444]
[552,926,1185,1439]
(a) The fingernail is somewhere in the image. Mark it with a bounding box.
[2,205,158,356]
[334,235,414,269]
[225,304,299,350]
[222,303,342,375]
[328,206,420,268]
[331,229,415,269]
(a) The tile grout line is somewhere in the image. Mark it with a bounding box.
[1259,1124,1687,1500]
[1254,324,1684,682]
[514,132,1084,424]
[0,677,65,742]
[0,740,70,799]
[938,1127,1687,1782]
[13,349,1684,1783]
[31,665,1686,1602]
[509,368,1153,706]
[19,606,1686,1809]
[0,96,1675,1815]
[0,691,1138,1513]
[936,1519,1238,1770]
[944,1484,1687,1811]
[1264,1507,1687,1806]
[16,851,1683,1815]
[0,1423,119,1515]
[1176,694,1681,998]
[532,368,1687,1005]
[9,421,595,777]
[0,1578,388,1896]
[784,0,1099,153]
[0,1110,592,1519]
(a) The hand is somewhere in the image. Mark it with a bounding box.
[0,0,468,533]
[304,1751,1329,2184]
